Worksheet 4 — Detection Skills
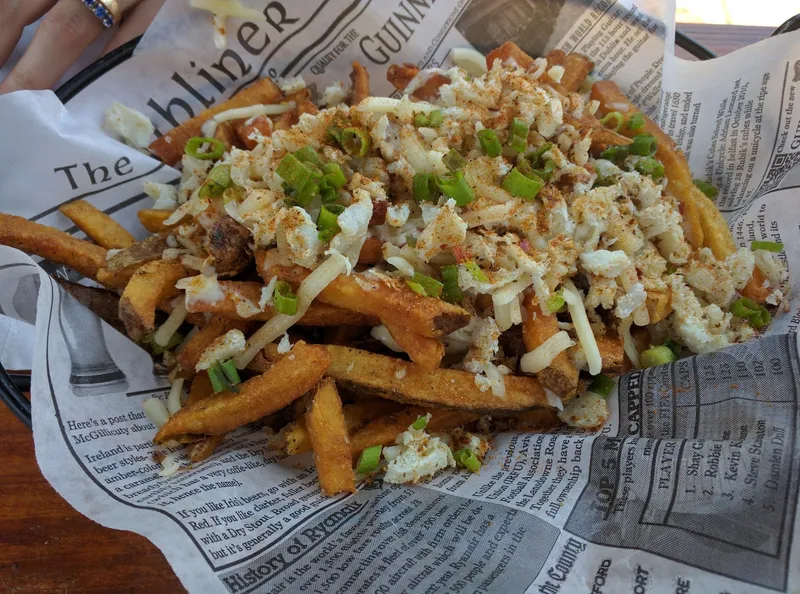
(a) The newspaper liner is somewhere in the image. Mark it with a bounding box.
[1,0,800,591]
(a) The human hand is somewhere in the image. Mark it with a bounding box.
[0,0,165,94]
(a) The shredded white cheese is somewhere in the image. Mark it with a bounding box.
[520,331,575,374]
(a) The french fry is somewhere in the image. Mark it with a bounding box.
[358,236,384,265]
[59,200,135,249]
[691,186,736,259]
[234,115,273,150]
[96,267,135,291]
[188,436,224,462]
[154,342,330,442]
[383,319,444,371]
[509,408,563,432]
[522,294,579,400]
[486,41,535,70]
[177,317,249,374]
[258,255,471,338]
[207,215,252,276]
[590,80,704,250]
[106,234,168,271]
[544,48,566,68]
[297,99,319,117]
[306,379,356,495]
[186,373,213,406]
[349,406,478,460]
[185,280,379,326]
[148,77,283,165]
[137,209,173,233]
[325,345,550,414]
[349,61,370,105]
[645,287,672,324]
[560,53,594,93]
[119,260,188,341]
[386,63,450,100]
[596,333,624,375]
[213,120,240,153]
[0,213,107,279]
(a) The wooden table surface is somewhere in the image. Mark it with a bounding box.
[0,23,779,594]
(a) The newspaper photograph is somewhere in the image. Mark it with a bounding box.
[0,0,799,592]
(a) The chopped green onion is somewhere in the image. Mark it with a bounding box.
[627,112,645,130]
[411,415,428,430]
[508,117,529,153]
[410,273,443,298]
[531,159,555,182]
[428,110,444,127]
[662,339,682,357]
[441,265,463,304]
[276,154,322,206]
[220,360,241,386]
[325,125,343,144]
[599,145,629,164]
[273,281,298,315]
[341,127,371,157]
[150,331,184,355]
[322,162,347,189]
[454,448,481,473]
[406,280,427,296]
[208,363,228,394]
[319,180,338,204]
[436,171,474,206]
[634,156,665,181]
[598,111,624,131]
[406,236,417,248]
[588,374,614,398]
[730,297,761,318]
[292,146,322,165]
[629,133,658,156]
[464,260,488,282]
[502,167,544,200]
[750,307,771,330]
[222,186,244,203]
[356,445,382,473]
[317,204,344,241]
[185,137,225,160]
[477,129,502,157]
[546,292,565,313]
[413,172,439,203]
[751,240,783,253]
[199,164,233,199]
[693,179,718,199]
[414,113,429,127]
[442,149,467,172]
[529,142,553,163]
[593,174,617,188]
[640,345,677,368]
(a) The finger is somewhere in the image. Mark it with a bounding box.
[104,0,165,55]
[0,0,57,67]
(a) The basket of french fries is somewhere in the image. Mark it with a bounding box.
[0,38,786,496]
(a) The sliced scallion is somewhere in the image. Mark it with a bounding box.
[185,136,225,160]
[413,172,439,203]
[411,415,428,430]
[640,345,677,368]
[588,374,614,398]
[428,110,444,127]
[411,273,443,298]
[356,445,382,473]
[629,133,657,156]
[477,129,502,158]
[751,240,783,253]
[508,117,529,153]
[292,146,322,165]
[406,280,427,296]
[442,149,467,172]
[221,360,241,386]
[454,448,481,472]
[464,260,488,282]
[634,156,664,180]
[273,281,298,315]
[598,111,624,131]
[502,167,544,200]
[341,127,371,157]
[436,171,474,206]
[693,179,718,199]
[441,265,463,304]
[414,113,429,127]
[730,297,761,318]
[322,162,347,189]
[627,112,645,130]
[546,292,565,312]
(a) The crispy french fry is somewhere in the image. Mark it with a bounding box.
[0,213,107,279]
[691,186,736,259]
[177,317,249,374]
[383,319,444,371]
[207,215,252,276]
[509,408,563,432]
[119,260,188,341]
[385,63,450,100]
[106,234,168,271]
[187,373,213,406]
[59,200,135,249]
[741,267,772,303]
[185,280,379,326]
[96,267,135,291]
[522,294,579,400]
[306,379,356,495]
[325,345,550,414]
[281,400,403,456]
[358,236,384,265]
[486,41,535,70]
[544,49,566,68]
[590,80,704,250]
[645,287,672,324]
[349,406,477,459]
[137,209,173,233]
[297,99,319,117]
[349,61,370,105]
[596,333,624,375]
[213,120,240,153]
[258,255,471,338]
[560,53,594,93]
[188,435,224,462]
[233,115,273,150]
[148,77,283,165]
[154,342,330,442]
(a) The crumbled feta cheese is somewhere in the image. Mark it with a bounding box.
[276,332,292,354]
[144,182,179,211]
[384,424,456,484]
[416,199,467,262]
[386,204,410,227]
[670,275,732,354]
[176,274,225,307]
[196,329,246,371]
[260,276,277,310]
[277,206,322,268]
[324,81,347,106]
[558,391,608,429]
[277,75,306,94]
[103,102,154,148]
[579,250,631,278]
[615,282,647,320]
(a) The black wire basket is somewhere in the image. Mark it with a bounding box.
[3,15,800,429]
